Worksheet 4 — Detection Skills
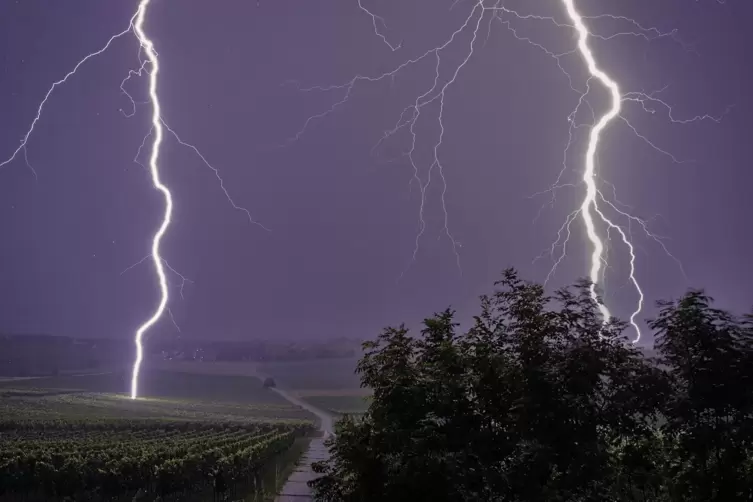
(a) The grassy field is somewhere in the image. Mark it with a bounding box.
[257,358,363,391]
[256,358,371,416]
[0,369,315,423]
[0,368,285,402]
[147,358,372,416]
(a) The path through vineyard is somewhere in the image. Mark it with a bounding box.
[270,386,334,436]
[271,387,333,500]
[275,436,329,501]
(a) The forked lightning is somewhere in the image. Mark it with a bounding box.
[562,0,625,329]
[285,0,725,343]
[1,0,261,398]
[129,0,168,400]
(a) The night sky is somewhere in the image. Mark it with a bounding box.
[1,0,751,345]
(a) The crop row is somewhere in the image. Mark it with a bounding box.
[0,417,268,432]
[0,428,251,461]
[0,421,312,499]
[0,425,298,464]
[0,424,267,448]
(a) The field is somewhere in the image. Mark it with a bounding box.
[0,369,315,501]
[148,358,372,417]
[0,369,313,422]
[256,358,363,391]
[256,359,371,416]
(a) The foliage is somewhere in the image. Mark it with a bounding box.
[310,269,753,502]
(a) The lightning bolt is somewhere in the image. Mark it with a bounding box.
[4,1,726,403]
[544,0,725,342]
[562,0,623,329]
[2,0,264,399]
[129,0,168,400]
[284,1,725,342]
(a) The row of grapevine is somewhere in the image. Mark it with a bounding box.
[0,427,255,459]
[0,417,277,432]
[0,425,269,463]
[0,420,312,500]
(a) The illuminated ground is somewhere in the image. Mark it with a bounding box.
[0,369,315,423]
[257,359,370,416]
[151,358,371,416]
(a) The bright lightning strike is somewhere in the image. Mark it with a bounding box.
[547,0,724,343]
[561,0,625,330]
[3,1,263,400]
[130,0,169,400]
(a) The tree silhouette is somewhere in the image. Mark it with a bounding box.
[651,291,753,500]
[263,377,276,388]
[311,269,753,502]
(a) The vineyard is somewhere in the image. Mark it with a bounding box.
[0,419,312,501]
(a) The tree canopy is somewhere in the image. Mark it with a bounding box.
[310,269,753,502]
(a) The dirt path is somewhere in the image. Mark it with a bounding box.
[274,435,329,501]
[270,387,334,437]
[272,387,333,500]
[263,380,334,500]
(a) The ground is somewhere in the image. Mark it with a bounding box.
[258,358,370,416]
[151,358,372,416]
[0,368,315,422]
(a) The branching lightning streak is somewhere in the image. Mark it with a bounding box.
[553,0,725,342]
[121,255,193,300]
[284,2,492,277]
[0,24,134,175]
[283,1,664,281]
[161,121,270,231]
[4,1,267,398]
[561,0,623,329]
[130,0,169,400]
[357,0,402,51]
[285,1,725,342]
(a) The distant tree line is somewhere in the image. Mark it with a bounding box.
[311,269,753,502]
[0,335,362,377]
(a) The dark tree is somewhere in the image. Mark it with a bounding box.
[310,270,752,502]
[651,291,753,501]
[263,377,276,388]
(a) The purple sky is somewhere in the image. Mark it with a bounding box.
[1,0,751,345]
